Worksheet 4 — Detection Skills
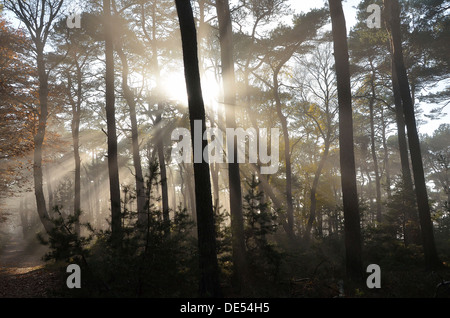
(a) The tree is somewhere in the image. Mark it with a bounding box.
[53,12,98,236]
[215,0,249,290]
[260,9,328,239]
[348,0,417,239]
[328,0,363,282]
[112,2,147,226]
[299,43,338,241]
[175,0,222,297]
[0,17,36,218]
[384,0,442,270]
[4,0,65,234]
[103,0,122,244]
[422,124,450,206]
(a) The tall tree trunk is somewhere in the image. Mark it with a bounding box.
[34,42,53,234]
[5,0,64,237]
[71,63,82,235]
[273,66,295,240]
[103,0,121,245]
[175,0,222,297]
[140,2,170,229]
[329,0,363,282]
[115,43,147,226]
[390,53,420,245]
[156,115,170,231]
[384,0,441,270]
[151,2,170,231]
[216,0,248,291]
[391,61,413,191]
[368,62,382,223]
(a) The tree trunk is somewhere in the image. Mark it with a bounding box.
[273,66,295,240]
[115,44,147,226]
[67,61,83,236]
[216,0,248,291]
[381,108,391,199]
[34,42,53,234]
[104,0,122,245]
[175,0,222,297]
[368,62,382,223]
[139,1,170,229]
[329,0,363,282]
[384,0,442,270]
[305,139,330,240]
[149,1,170,231]
[390,53,420,245]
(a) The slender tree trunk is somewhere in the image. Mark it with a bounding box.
[115,44,147,226]
[391,61,413,191]
[155,114,170,230]
[72,65,82,236]
[211,163,220,207]
[103,0,121,245]
[390,53,420,245]
[273,66,295,239]
[175,0,222,297]
[384,0,442,270]
[216,0,248,291]
[140,1,170,229]
[368,63,382,223]
[329,0,363,282]
[305,139,330,240]
[34,43,53,234]
[381,108,391,199]
[150,2,170,231]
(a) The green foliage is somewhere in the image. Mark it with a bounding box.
[214,204,233,278]
[243,175,283,282]
[41,178,198,297]
[38,206,93,264]
[81,204,198,298]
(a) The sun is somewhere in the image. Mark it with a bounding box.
[160,70,221,112]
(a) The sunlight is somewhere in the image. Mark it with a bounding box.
[160,70,221,112]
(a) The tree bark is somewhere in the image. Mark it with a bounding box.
[69,63,82,236]
[384,0,442,270]
[273,64,295,240]
[305,139,330,240]
[329,0,363,282]
[115,43,147,226]
[390,53,420,245]
[175,0,222,297]
[216,0,248,291]
[104,0,122,245]
[381,108,391,199]
[140,1,170,229]
[368,62,382,223]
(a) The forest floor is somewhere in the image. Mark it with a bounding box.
[0,236,61,298]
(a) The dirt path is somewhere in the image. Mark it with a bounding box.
[0,237,61,298]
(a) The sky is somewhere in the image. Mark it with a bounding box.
[288,0,449,136]
[289,0,360,31]
[3,0,447,135]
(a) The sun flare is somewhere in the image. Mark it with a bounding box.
[160,71,221,112]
